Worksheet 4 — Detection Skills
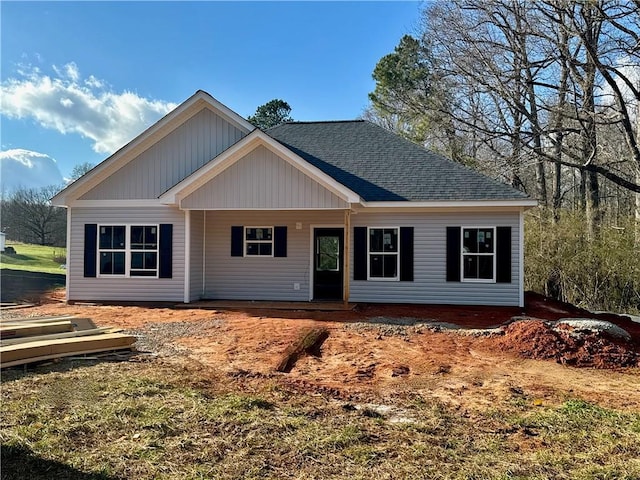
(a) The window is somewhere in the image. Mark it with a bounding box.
[98,225,158,277]
[316,235,340,271]
[368,227,399,280]
[245,227,273,256]
[99,226,125,275]
[462,227,495,281]
[130,226,158,276]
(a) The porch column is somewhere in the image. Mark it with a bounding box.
[183,209,191,303]
[343,209,351,304]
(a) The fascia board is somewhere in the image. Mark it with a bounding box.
[360,200,537,209]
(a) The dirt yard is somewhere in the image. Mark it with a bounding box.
[8,290,639,413]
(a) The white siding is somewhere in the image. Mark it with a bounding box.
[68,207,185,302]
[189,210,205,301]
[68,207,521,306]
[80,109,246,200]
[203,210,344,301]
[181,146,347,209]
[349,212,521,306]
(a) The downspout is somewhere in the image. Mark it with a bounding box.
[184,210,191,303]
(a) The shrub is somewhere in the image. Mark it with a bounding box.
[525,209,640,313]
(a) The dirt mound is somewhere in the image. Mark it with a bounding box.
[524,292,640,343]
[486,319,639,369]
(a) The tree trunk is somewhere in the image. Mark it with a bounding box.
[635,167,640,246]
[586,170,600,239]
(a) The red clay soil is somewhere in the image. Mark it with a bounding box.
[8,288,640,410]
[483,320,639,369]
[523,291,640,343]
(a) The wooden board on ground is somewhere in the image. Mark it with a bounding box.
[0,333,136,367]
[0,327,121,346]
[0,315,79,325]
[0,321,74,339]
[0,317,96,331]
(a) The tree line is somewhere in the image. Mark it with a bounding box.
[0,163,93,247]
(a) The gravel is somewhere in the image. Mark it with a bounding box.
[344,317,503,337]
[554,318,632,342]
[125,318,226,357]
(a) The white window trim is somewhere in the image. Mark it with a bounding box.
[97,224,160,279]
[244,226,274,257]
[460,226,496,283]
[367,226,400,282]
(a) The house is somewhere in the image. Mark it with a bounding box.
[52,90,536,307]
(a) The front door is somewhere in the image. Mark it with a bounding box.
[313,228,344,300]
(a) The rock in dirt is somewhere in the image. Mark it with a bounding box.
[391,364,410,377]
[554,318,632,342]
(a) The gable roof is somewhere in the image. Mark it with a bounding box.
[52,90,255,206]
[159,129,361,206]
[267,120,531,203]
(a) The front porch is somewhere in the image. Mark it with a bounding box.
[184,209,353,304]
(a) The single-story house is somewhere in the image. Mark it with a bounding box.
[52,90,536,307]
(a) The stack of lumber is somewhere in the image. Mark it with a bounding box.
[0,316,136,368]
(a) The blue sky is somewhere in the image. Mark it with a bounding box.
[1,1,422,191]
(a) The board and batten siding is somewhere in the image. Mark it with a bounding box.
[203,210,344,301]
[68,207,185,302]
[189,210,205,301]
[181,146,347,209]
[349,211,521,306]
[80,109,246,200]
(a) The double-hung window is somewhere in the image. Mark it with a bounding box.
[368,227,399,280]
[462,227,495,281]
[130,226,158,276]
[99,226,126,275]
[245,227,273,256]
[98,225,159,277]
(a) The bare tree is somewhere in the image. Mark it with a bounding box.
[1,185,66,246]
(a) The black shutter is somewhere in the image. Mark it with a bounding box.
[84,224,97,278]
[496,226,512,283]
[159,224,173,278]
[231,226,243,257]
[446,227,461,282]
[353,227,367,280]
[274,226,287,257]
[399,227,414,281]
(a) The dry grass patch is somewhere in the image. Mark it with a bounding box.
[1,359,639,480]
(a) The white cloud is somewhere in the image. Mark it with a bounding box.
[0,149,64,193]
[1,63,177,154]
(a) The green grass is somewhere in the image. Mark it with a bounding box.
[2,361,639,480]
[0,242,67,274]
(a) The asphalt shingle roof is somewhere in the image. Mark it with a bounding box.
[267,120,530,202]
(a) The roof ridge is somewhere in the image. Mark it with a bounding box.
[279,119,365,125]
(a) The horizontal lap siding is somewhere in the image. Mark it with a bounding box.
[68,207,185,302]
[349,212,520,306]
[204,210,343,301]
[182,146,347,209]
[189,211,205,301]
[80,109,246,200]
